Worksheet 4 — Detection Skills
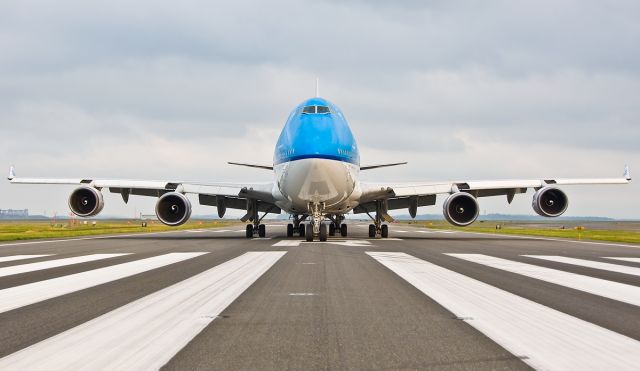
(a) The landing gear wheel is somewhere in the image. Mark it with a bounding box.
[258,224,266,238]
[306,224,314,242]
[381,224,389,238]
[245,224,253,238]
[287,223,294,237]
[319,224,328,242]
[329,224,336,236]
[340,223,348,237]
[368,224,376,238]
[299,224,305,237]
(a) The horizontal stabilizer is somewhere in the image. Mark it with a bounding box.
[360,162,407,171]
[227,162,273,171]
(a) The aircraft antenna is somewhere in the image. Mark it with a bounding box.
[316,78,320,97]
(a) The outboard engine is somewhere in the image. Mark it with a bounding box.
[155,192,192,226]
[443,192,479,226]
[532,187,568,217]
[68,186,104,217]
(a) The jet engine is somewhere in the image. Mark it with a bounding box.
[532,187,568,217]
[443,192,479,226]
[155,192,192,226]
[68,186,104,217]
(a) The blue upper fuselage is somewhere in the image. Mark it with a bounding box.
[274,97,360,166]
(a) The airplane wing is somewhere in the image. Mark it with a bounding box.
[7,166,279,220]
[356,166,632,219]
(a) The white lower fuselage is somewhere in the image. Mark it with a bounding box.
[273,158,361,215]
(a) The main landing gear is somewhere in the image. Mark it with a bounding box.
[366,200,392,238]
[287,214,308,237]
[244,198,271,238]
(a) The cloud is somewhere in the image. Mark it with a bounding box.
[0,0,638,218]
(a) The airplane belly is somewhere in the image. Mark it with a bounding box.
[276,158,357,213]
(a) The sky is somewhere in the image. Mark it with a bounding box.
[0,0,638,219]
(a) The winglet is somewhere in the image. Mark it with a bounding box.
[8,165,15,180]
[624,165,631,181]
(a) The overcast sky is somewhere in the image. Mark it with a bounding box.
[1,0,638,219]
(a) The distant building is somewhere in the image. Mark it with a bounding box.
[0,209,29,218]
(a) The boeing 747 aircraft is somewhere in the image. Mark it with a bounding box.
[8,97,632,241]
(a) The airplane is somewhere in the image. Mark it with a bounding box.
[7,96,632,242]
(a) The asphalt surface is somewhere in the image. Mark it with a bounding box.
[0,223,639,370]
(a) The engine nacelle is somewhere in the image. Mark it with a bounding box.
[532,187,568,217]
[68,186,104,217]
[155,192,192,226]
[443,192,479,226]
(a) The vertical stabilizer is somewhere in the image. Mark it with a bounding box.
[8,165,16,180]
[316,78,320,97]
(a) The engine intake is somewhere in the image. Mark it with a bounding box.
[155,192,192,226]
[443,192,479,226]
[532,187,568,217]
[68,186,104,217]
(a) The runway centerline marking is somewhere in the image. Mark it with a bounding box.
[448,254,640,307]
[272,239,373,247]
[0,252,207,314]
[0,254,129,278]
[524,255,640,277]
[0,255,52,263]
[368,252,640,371]
[0,251,285,371]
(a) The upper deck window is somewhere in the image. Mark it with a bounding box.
[301,105,331,114]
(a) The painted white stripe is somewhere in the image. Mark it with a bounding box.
[394,230,408,233]
[416,230,435,234]
[0,252,206,314]
[448,254,640,307]
[212,229,232,233]
[0,229,194,248]
[0,255,51,263]
[606,257,640,264]
[0,251,285,370]
[273,240,301,247]
[524,255,640,277]
[0,254,129,278]
[368,252,640,370]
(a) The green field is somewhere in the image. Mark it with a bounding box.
[0,219,239,242]
[403,221,640,244]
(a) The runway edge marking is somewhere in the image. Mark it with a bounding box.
[448,254,640,307]
[0,252,207,314]
[0,251,286,371]
[367,251,640,371]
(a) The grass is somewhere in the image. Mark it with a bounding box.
[0,219,239,242]
[403,221,640,244]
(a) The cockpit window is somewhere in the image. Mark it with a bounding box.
[301,105,331,114]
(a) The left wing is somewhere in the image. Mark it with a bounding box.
[355,166,631,220]
[7,166,279,221]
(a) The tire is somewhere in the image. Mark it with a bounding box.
[340,223,348,237]
[287,223,294,237]
[368,224,376,238]
[299,224,305,237]
[319,224,327,242]
[245,224,253,238]
[306,224,314,242]
[258,224,266,238]
[329,224,336,236]
[381,224,389,238]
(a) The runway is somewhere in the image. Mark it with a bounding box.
[0,223,639,370]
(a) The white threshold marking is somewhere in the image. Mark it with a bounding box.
[0,254,129,278]
[0,251,285,370]
[0,255,52,263]
[272,239,373,247]
[0,252,206,314]
[448,254,640,307]
[368,252,640,370]
[605,257,640,264]
[524,255,640,277]
[273,240,300,247]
